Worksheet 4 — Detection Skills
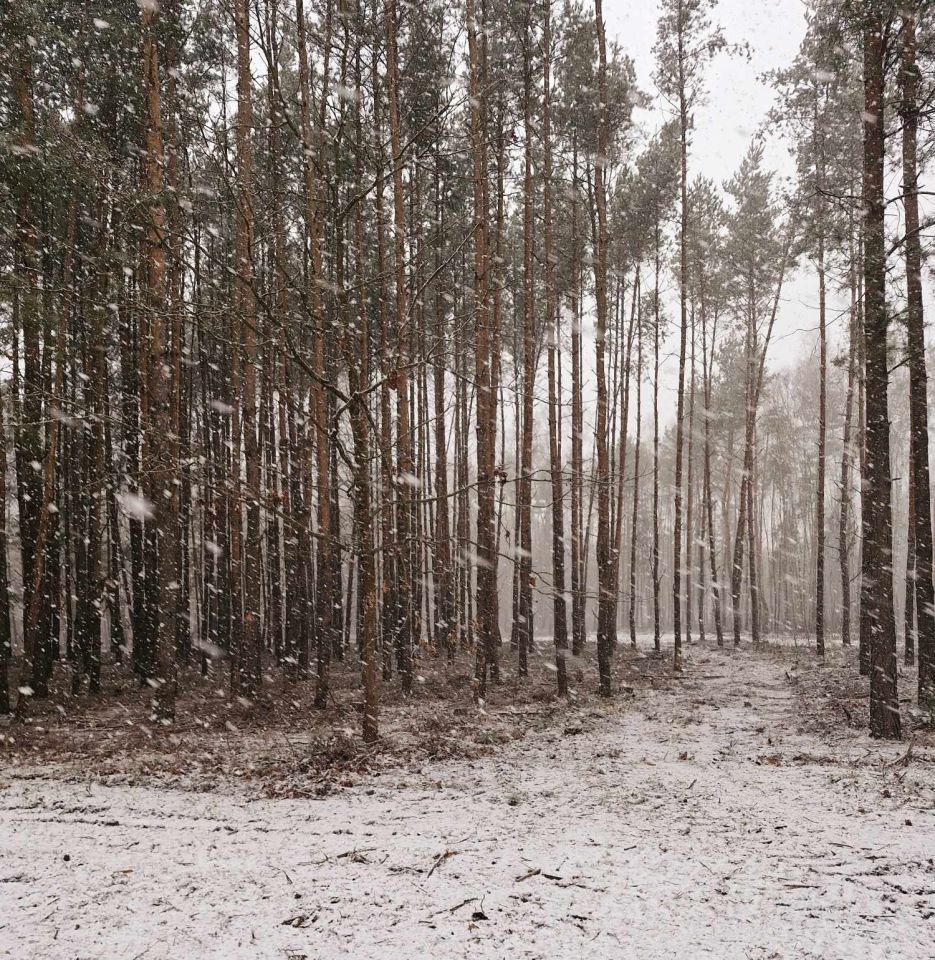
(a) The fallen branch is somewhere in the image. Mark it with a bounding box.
[427,849,458,878]
[887,737,915,768]
[428,897,477,918]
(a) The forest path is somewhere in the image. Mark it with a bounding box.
[2,644,934,960]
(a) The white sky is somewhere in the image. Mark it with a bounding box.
[602,0,836,416]
[605,0,807,182]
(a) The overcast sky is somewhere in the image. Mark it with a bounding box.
[605,0,807,182]
[590,0,862,423]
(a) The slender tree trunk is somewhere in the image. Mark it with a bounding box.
[12,21,44,694]
[672,8,690,671]
[163,0,186,672]
[231,0,263,698]
[857,262,869,675]
[370,15,395,681]
[906,451,917,665]
[84,206,108,695]
[466,0,498,696]
[517,8,536,680]
[383,0,415,694]
[731,319,754,647]
[0,384,11,713]
[611,273,637,649]
[700,291,724,647]
[543,0,567,694]
[264,0,287,667]
[815,148,827,657]
[747,462,760,643]
[593,0,613,696]
[570,149,585,655]
[349,0,378,739]
[432,172,453,661]
[297,0,334,706]
[685,301,696,646]
[652,231,661,652]
[839,256,858,647]
[629,270,643,648]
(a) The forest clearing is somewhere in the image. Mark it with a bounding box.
[3,642,934,959]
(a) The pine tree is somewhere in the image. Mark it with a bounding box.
[861,5,900,739]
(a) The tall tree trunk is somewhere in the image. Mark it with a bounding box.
[700,286,724,647]
[593,0,613,696]
[862,13,900,739]
[730,229,792,647]
[629,277,643,648]
[900,4,935,706]
[906,451,917,665]
[139,4,178,720]
[838,255,858,648]
[611,274,638,649]
[652,230,662,652]
[814,98,828,657]
[543,0,568,694]
[570,146,585,655]
[370,14,395,681]
[12,16,44,694]
[383,0,415,694]
[296,0,334,706]
[685,301,696,647]
[672,5,690,671]
[517,8,535,681]
[232,0,263,698]
[83,203,108,695]
[349,0,378,739]
[264,0,287,667]
[466,0,498,696]
[746,461,760,643]
[0,384,12,713]
[432,168,453,661]
[731,315,754,646]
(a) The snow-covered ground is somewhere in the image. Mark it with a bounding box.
[2,646,933,960]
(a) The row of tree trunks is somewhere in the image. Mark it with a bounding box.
[0,0,927,744]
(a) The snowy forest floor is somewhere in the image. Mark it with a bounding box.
[2,641,934,959]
